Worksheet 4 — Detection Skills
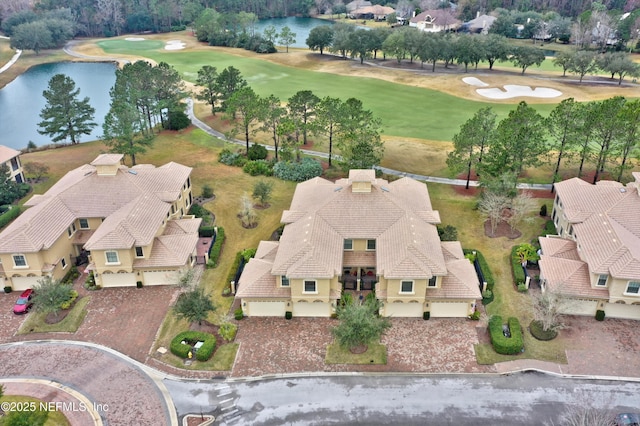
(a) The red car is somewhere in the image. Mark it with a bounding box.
[13,289,34,314]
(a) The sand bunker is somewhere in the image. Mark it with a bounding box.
[462,77,489,87]
[125,37,145,41]
[463,77,563,99]
[165,40,186,50]
[476,85,562,99]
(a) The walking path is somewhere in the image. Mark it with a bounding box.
[0,36,22,74]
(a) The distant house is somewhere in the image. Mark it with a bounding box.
[349,5,395,21]
[464,14,496,34]
[346,0,372,13]
[0,145,25,183]
[539,174,640,320]
[409,9,462,32]
[236,170,481,318]
[0,154,203,291]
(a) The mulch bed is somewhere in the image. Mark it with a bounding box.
[484,219,521,239]
[45,310,69,324]
[189,321,226,353]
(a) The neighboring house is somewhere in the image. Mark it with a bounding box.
[539,174,640,320]
[346,0,372,13]
[349,5,395,21]
[409,9,462,32]
[0,154,202,291]
[236,170,481,318]
[464,14,496,34]
[0,145,25,183]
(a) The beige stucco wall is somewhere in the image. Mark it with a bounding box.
[93,248,134,274]
[386,278,428,303]
[290,277,331,301]
[608,276,640,304]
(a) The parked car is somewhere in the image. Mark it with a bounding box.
[615,413,640,426]
[13,289,34,314]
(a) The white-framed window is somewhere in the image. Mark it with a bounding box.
[596,274,608,287]
[135,246,144,258]
[366,239,376,250]
[67,222,76,237]
[12,254,27,268]
[61,257,67,269]
[428,276,437,287]
[625,281,640,295]
[79,218,90,229]
[400,280,414,294]
[105,251,119,264]
[343,239,353,250]
[303,280,317,293]
[281,276,290,287]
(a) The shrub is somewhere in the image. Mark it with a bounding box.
[219,149,247,167]
[595,309,605,321]
[543,220,557,236]
[4,286,12,293]
[517,283,528,292]
[482,289,493,299]
[219,322,238,341]
[463,249,494,293]
[437,224,458,241]
[488,316,524,355]
[529,319,558,340]
[189,204,208,218]
[539,204,547,217]
[340,293,354,307]
[247,144,268,160]
[199,226,216,237]
[0,205,21,229]
[273,158,323,182]
[511,245,526,287]
[234,307,244,320]
[201,184,214,199]
[469,310,481,320]
[61,266,79,284]
[167,108,191,130]
[423,311,430,320]
[60,290,79,310]
[208,227,225,267]
[84,272,98,290]
[136,281,143,288]
[170,331,216,361]
[227,252,245,287]
[241,248,257,262]
[285,311,292,320]
[243,160,273,176]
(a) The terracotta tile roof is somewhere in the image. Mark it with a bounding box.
[91,154,123,166]
[428,242,481,300]
[538,237,581,261]
[0,145,20,164]
[343,251,376,267]
[255,241,279,261]
[236,258,290,298]
[554,177,640,280]
[0,157,194,255]
[410,9,462,26]
[539,255,609,299]
[133,219,201,268]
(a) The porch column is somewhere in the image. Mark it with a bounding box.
[356,278,361,292]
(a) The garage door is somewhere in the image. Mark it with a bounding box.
[605,302,640,320]
[293,301,331,317]
[11,276,42,291]
[560,299,597,316]
[101,272,136,288]
[430,301,470,318]
[143,271,179,286]
[384,301,423,317]
[246,301,287,317]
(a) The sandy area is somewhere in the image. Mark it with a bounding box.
[125,37,145,41]
[165,40,186,50]
[462,77,489,87]
[476,85,563,99]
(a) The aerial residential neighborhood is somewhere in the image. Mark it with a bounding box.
[0,0,640,424]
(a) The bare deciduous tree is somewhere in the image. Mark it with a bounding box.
[506,191,536,232]
[531,284,575,333]
[547,389,616,426]
[478,191,509,236]
[239,194,257,228]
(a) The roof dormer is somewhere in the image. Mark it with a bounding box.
[349,169,375,193]
[91,154,124,176]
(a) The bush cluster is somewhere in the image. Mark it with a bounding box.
[511,245,526,286]
[84,271,99,290]
[234,308,244,320]
[207,227,225,268]
[207,32,276,54]
[243,160,274,176]
[0,205,21,229]
[189,203,208,218]
[170,331,216,361]
[219,149,247,167]
[273,159,323,182]
[543,220,557,236]
[60,290,79,310]
[463,249,494,304]
[595,309,605,321]
[199,226,215,237]
[226,249,255,288]
[489,316,524,355]
[219,322,238,341]
[247,144,268,160]
[62,266,80,284]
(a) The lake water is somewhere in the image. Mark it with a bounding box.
[0,62,116,150]
[254,17,334,48]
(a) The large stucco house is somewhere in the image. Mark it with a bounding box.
[539,173,640,320]
[0,154,202,291]
[0,145,25,183]
[236,170,481,318]
[409,10,462,33]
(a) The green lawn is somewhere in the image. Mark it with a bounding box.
[326,342,387,364]
[0,396,70,426]
[96,40,555,142]
[97,39,165,52]
[17,297,90,334]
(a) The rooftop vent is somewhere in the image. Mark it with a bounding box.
[128,170,138,175]
[381,186,390,192]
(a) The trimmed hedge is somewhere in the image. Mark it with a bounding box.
[199,226,215,237]
[0,205,21,229]
[273,158,323,182]
[170,331,216,361]
[543,220,557,236]
[463,249,494,304]
[208,227,225,268]
[489,316,524,355]
[595,309,605,321]
[511,246,526,286]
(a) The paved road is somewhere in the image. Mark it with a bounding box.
[167,373,640,425]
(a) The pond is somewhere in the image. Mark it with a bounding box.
[0,61,116,150]
[254,17,335,48]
